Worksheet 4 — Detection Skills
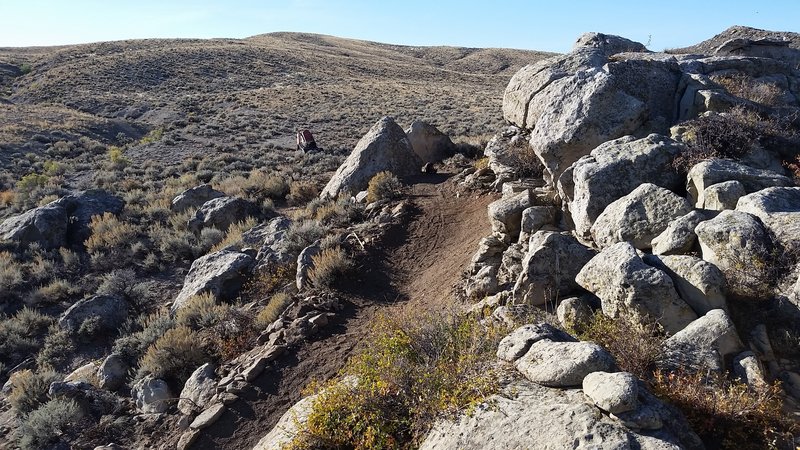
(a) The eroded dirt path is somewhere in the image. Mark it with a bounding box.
[189,173,494,450]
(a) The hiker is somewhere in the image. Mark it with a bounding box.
[296,129,318,152]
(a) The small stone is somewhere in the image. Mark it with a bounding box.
[497,323,575,362]
[582,371,639,414]
[176,430,200,450]
[611,404,663,430]
[190,403,226,430]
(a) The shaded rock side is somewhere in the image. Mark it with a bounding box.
[320,116,421,199]
[405,120,455,164]
[576,242,697,334]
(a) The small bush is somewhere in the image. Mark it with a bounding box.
[366,171,403,203]
[16,173,49,195]
[18,399,83,450]
[473,157,489,170]
[107,146,130,170]
[25,279,76,306]
[113,311,175,362]
[58,248,83,275]
[652,370,795,449]
[285,219,327,254]
[292,311,503,449]
[714,73,785,106]
[287,180,320,206]
[85,212,138,268]
[138,326,207,383]
[0,189,15,207]
[175,293,231,330]
[36,327,75,370]
[254,292,292,329]
[579,310,664,380]
[308,247,352,290]
[0,251,25,292]
[0,308,54,365]
[240,263,297,301]
[8,369,61,416]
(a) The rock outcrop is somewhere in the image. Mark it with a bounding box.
[58,295,129,333]
[172,250,254,312]
[320,116,421,199]
[188,196,257,234]
[171,184,225,213]
[405,120,455,164]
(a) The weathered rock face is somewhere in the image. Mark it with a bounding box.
[583,371,639,414]
[496,323,576,362]
[320,116,421,199]
[0,200,69,249]
[58,295,129,333]
[487,190,532,243]
[576,242,697,334]
[515,340,615,387]
[464,236,506,299]
[736,187,800,249]
[663,309,744,371]
[405,120,455,164]
[171,184,225,213]
[251,216,294,268]
[65,190,125,237]
[506,40,682,186]
[590,183,692,250]
[687,159,793,208]
[694,210,773,298]
[97,353,128,391]
[701,180,747,211]
[172,250,254,312]
[559,134,685,242]
[178,363,217,415]
[252,393,317,450]
[643,254,727,316]
[187,196,256,234]
[419,380,694,450]
[557,296,595,331]
[131,375,172,414]
[518,206,556,243]
[513,231,596,305]
[296,242,321,291]
[651,210,714,256]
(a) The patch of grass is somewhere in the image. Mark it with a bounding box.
[107,146,130,170]
[25,279,77,306]
[210,217,257,253]
[291,311,504,449]
[287,180,320,206]
[175,292,232,330]
[652,370,795,450]
[36,327,75,370]
[113,310,175,363]
[0,307,54,367]
[0,251,25,292]
[713,73,785,106]
[308,247,352,290]
[366,171,403,203]
[85,212,139,269]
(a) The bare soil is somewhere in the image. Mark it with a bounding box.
[185,173,494,450]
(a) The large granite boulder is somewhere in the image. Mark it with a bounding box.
[513,231,596,305]
[496,323,576,362]
[663,309,744,371]
[171,250,254,312]
[487,190,532,243]
[687,159,793,208]
[187,196,257,234]
[171,184,225,213]
[559,134,685,242]
[504,33,682,185]
[576,242,697,334]
[590,183,692,250]
[643,254,728,315]
[320,117,421,199]
[694,210,774,298]
[736,187,800,249]
[515,340,615,387]
[131,375,172,414]
[583,371,639,414]
[405,120,455,164]
[0,199,69,249]
[58,294,129,333]
[419,379,699,450]
[178,363,217,415]
[651,210,714,255]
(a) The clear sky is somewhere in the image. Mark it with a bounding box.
[2,0,798,52]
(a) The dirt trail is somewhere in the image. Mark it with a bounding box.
[189,173,494,450]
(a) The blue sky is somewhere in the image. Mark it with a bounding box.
[2,0,798,52]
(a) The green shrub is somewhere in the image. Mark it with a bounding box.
[85,212,138,269]
[107,146,130,170]
[292,311,504,449]
[308,247,352,290]
[8,369,61,416]
[36,327,75,370]
[0,251,25,292]
[113,311,175,362]
[138,326,207,383]
[0,308,54,366]
[16,173,49,195]
[254,292,292,329]
[366,171,403,203]
[18,399,83,450]
[139,128,164,145]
